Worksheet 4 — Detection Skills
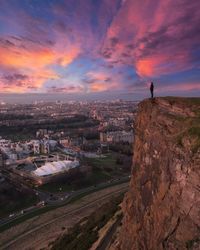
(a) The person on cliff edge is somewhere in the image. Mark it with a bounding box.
[150,82,154,99]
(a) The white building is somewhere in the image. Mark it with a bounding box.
[32,160,79,177]
[100,130,134,144]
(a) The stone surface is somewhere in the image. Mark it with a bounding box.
[110,97,200,250]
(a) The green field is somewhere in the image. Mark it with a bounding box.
[83,153,119,170]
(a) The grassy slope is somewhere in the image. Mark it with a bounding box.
[162,97,200,153]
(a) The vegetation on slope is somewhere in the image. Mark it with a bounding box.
[162,97,200,154]
[50,194,123,250]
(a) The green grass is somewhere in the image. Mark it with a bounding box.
[90,169,111,182]
[165,98,200,154]
[188,126,200,153]
[38,170,111,193]
[163,97,200,106]
[83,153,118,168]
[188,126,200,137]
[39,182,75,193]
[176,125,200,153]
[82,152,127,175]
[163,97,200,117]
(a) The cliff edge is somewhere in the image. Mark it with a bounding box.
[111,97,200,250]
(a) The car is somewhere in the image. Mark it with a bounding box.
[36,201,45,207]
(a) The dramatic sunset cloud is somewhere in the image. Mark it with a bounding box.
[0,0,199,97]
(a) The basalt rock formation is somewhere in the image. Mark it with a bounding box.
[111,97,200,250]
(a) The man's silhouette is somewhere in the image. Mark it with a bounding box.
[150,82,154,98]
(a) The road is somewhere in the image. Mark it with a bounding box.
[0,176,130,230]
[0,183,128,250]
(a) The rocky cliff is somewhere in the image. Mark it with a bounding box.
[112,97,200,250]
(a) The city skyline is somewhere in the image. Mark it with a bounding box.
[0,0,200,99]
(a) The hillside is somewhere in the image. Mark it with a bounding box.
[110,97,200,250]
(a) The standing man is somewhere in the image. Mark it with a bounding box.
[150,82,154,99]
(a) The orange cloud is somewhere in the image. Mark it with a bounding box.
[0,79,29,93]
[0,47,54,69]
[0,45,79,70]
[31,69,60,89]
[58,47,80,66]
[136,58,154,77]
[90,82,120,92]
[0,37,80,92]
[135,55,170,77]
[90,83,108,92]
[135,53,192,78]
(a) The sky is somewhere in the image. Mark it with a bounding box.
[0,0,199,100]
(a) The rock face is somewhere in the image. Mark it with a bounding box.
[114,97,200,250]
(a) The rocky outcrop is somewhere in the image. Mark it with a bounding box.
[112,97,200,250]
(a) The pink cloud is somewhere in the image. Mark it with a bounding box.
[102,0,200,78]
[0,0,199,94]
[84,70,123,92]
[0,34,80,92]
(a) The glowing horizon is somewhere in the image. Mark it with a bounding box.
[0,0,199,98]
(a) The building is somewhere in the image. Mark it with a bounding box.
[100,130,134,144]
[33,140,40,154]
[32,139,57,155]
[15,156,80,185]
[33,160,79,177]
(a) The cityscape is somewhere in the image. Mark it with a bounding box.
[0,100,136,244]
